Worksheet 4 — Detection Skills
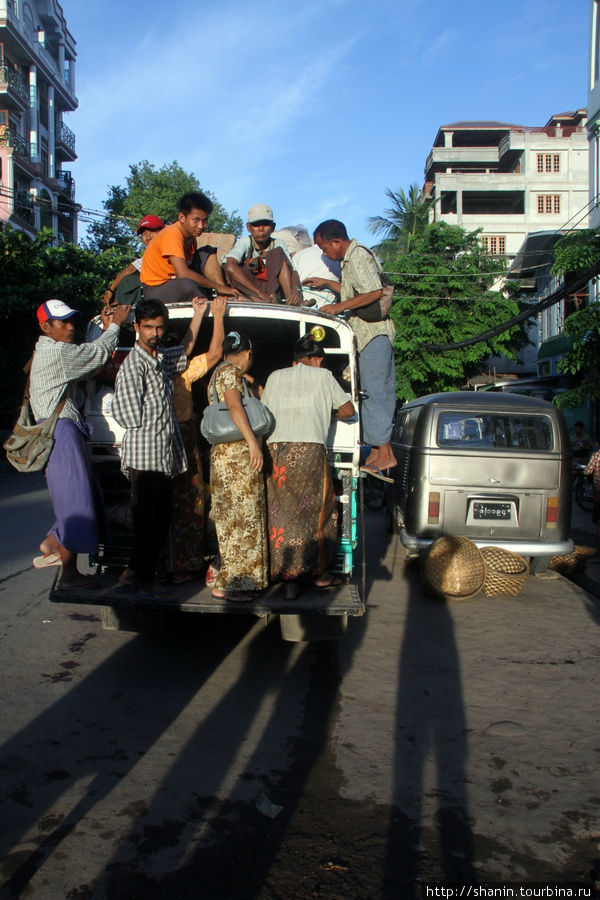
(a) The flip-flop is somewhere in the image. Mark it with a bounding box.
[360,465,394,483]
[134,587,177,602]
[211,591,254,603]
[33,553,61,569]
[55,576,101,592]
[314,574,344,591]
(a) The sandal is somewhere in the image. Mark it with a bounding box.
[55,576,101,592]
[33,553,61,569]
[211,590,254,603]
[360,464,394,483]
[314,574,344,591]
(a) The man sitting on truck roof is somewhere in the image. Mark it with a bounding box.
[140,192,239,303]
[102,215,165,308]
[222,204,302,305]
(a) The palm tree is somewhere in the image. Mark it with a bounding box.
[367,184,430,254]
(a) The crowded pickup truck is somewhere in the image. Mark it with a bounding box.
[20,193,405,641]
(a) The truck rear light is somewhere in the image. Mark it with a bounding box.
[545,496,558,527]
[428,492,440,524]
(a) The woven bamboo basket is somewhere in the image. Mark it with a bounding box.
[549,545,597,575]
[423,535,485,601]
[481,546,529,596]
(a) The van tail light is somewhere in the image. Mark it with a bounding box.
[545,496,558,528]
[428,492,440,524]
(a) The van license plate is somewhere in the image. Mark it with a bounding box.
[473,502,512,520]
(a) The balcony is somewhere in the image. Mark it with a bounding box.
[0,124,28,157]
[57,170,75,202]
[0,65,28,109]
[1,5,77,109]
[14,190,34,226]
[55,119,76,159]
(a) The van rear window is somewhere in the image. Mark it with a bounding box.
[437,412,553,451]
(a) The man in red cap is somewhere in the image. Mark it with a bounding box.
[102,214,165,307]
[30,298,131,590]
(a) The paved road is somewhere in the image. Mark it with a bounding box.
[0,464,599,897]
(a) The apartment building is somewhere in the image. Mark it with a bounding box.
[0,0,77,242]
[424,112,589,260]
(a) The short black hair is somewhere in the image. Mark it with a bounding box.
[294,334,325,361]
[178,192,214,216]
[135,299,169,324]
[313,219,349,242]
[223,330,252,356]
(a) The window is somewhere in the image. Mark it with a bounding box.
[536,194,561,214]
[38,79,47,128]
[481,235,506,255]
[0,110,7,127]
[40,135,48,176]
[437,412,553,451]
[537,153,561,173]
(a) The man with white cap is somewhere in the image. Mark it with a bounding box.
[223,204,302,305]
[30,298,131,589]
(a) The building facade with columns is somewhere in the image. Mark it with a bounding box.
[0,0,77,242]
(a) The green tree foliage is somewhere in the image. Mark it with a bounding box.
[387,222,526,401]
[85,160,243,252]
[549,230,600,409]
[367,184,430,260]
[551,229,600,276]
[555,304,600,409]
[85,185,135,254]
[0,226,129,425]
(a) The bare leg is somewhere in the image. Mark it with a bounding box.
[203,253,226,286]
[364,442,397,471]
[40,533,79,583]
[277,263,302,306]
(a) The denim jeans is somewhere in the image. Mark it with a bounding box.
[358,335,396,446]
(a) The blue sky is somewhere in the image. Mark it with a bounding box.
[64,0,590,246]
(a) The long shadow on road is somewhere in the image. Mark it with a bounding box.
[0,615,256,896]
[383,564,476,892]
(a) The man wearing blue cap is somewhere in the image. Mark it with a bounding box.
[30,298,130,589]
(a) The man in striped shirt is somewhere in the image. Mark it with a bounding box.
[112,298,202,597]
[31,298,131,589]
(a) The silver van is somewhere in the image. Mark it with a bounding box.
[387,391,574,571]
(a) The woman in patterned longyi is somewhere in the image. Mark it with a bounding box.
[208,331,269,601]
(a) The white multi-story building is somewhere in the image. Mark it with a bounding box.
[424,113,589,260]
[0,0,77,242]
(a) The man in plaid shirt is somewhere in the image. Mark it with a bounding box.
[112,299,194,597]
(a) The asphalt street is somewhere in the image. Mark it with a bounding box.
[0,460,599,898]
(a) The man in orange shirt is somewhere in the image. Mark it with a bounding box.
[141,192,238,302]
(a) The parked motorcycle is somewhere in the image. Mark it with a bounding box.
[573,462,595,512]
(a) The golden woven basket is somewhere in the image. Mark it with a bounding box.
[481,546,529,596]
[549,545,597,575]
[423,535,485,601]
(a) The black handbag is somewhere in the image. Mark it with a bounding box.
[200,364,274,445]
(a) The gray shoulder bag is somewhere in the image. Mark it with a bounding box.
[200,364,274,445]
